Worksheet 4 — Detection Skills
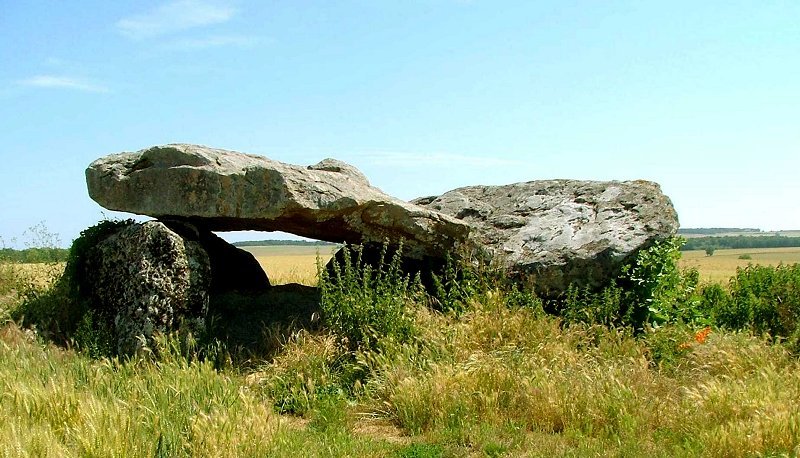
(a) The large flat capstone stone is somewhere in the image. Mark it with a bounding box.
[86,144,470,259]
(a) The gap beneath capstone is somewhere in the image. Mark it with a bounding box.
[215,230,338,286]
[205,230,328,352]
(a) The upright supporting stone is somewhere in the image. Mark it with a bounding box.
[83,221,211,355]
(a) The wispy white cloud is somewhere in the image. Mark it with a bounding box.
[116,0,236,40]
[164,34,263,50]
[19,75,109,93]
[357,152,525,168]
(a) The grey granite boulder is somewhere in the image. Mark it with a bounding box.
[86,144,470,260]
[413,180,679,296]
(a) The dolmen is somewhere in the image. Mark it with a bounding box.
[84,143,678,353]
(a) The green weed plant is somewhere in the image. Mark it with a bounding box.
[318,242,421,354]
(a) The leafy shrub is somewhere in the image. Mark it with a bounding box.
[562,237,704,330]
[642,324,696,371]
[63,219,135,302]
[618,237,701,328]
[504,284,545,313]
[562,284,624,327]
[738,254,753,260]
[713,264,800,348]
[319,242,421,353]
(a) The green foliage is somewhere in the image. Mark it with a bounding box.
[0,247,68,263]
[739,253,753,260]
[619,237,688,328]
[308,388,350,433]
[562,237,705,330]
[705,247,716,256]
[395,443,444,458]
[504,283,545,313]
[319,242,420,353]
[712,264,800,349]
[63,218,135,302]
[429,254,484,316]
[641,324,695,371]
[562,284,624,327]
[11,219,135,352]
[72,310,115,358]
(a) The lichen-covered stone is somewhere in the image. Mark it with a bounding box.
[413,179,679,297]
[84,221,211,355]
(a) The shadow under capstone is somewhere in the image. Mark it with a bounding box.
[207,283,322,355]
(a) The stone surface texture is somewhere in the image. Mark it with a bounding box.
[87,144,470,259]
[84,221,211,355]
[413,179,679,296]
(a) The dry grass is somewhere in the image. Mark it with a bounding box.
[0,324,400,457]
[0,262,63,309]
[680,247,800,283]
[4,245,800,456]
[240,246,336,285]
[356,295,800,456]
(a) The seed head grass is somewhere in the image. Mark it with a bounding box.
[3,248,800,456]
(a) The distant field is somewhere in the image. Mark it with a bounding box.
[240,245,337,285]
[679,247,800,283]
[682,230,800,238]
[244,245,800,286]
[7,245,797,290]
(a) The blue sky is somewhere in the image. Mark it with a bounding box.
[1,1,798,247]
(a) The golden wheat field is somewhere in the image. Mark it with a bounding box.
[245,244,800,286]
[5,245,799,289]
[679,247,800,283]
[243,245,800,285]
[240,245,337,285]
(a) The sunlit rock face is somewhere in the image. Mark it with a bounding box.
[86,143,471,260]
[413,179,679,297]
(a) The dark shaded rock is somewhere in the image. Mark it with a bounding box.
[81,219,271,355]
[413,179,679,297]
[86,144,470,260]
[163,220,270,293]
[209,284,321,350]
[83,221,211,355]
